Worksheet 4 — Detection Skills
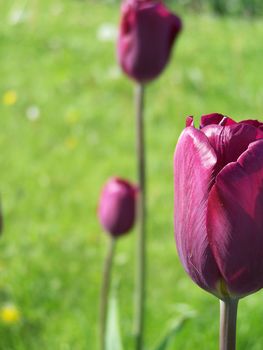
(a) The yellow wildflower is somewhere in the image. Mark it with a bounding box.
[2,90,17,106]
[0,304,21,324]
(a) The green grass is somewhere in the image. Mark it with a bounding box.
[0,1,263,349]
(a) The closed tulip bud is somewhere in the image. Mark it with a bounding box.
[174,113,263,300]
[117,0,182,83]
[98,177,137,237]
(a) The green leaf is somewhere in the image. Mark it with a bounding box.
[153,316,191,350]
[105,295,123,350]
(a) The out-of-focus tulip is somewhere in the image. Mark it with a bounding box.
[174,113,263,299]
[98,177,137,237]
[117,0,182,83]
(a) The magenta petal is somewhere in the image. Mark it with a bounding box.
[200,113,225,128]
[174,127,222,294]
[240,119,263,129]
[207,140,263,297]
[202,123,259,176]
[256,129,263,139]
[185,116,194,127]
[200,113,236,128]
[239,119,263,139]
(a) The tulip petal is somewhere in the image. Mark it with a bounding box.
[174,127,222,294]
[202,123,259,176]
[200,113,236,128]
[241,119,263,128]
[185,116,194,127]
[239,119,263,139]
[207,139,263,297]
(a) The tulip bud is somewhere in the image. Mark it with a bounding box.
[117,0,182,83]
[174,114,263,299]
[98,177,137,237]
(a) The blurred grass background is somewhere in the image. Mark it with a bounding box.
[167,0,263,16]
[0,0,262,349]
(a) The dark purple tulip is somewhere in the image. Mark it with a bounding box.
[98,177,137,237]
[117,0,182,83]
[174,113,263,299]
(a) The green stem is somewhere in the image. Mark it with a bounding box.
[220,298,239,350]
[134,83,146,350]
[99,236,116,350]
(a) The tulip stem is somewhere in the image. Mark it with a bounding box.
[99,236,116,350]
[220,298,239,350]
[134,83,146,350]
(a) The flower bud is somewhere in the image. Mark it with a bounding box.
[98,177,137,237]
[117,0,182,83]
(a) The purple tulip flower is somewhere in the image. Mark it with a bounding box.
[174,113,263,299]
[117,0,182,83]
[98,177,137,237]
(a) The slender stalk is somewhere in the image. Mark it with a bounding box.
[134,83,146,350]
[99,236,116,350]
[220,298,239,350]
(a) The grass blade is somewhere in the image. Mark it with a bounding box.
[105,295,123,350]
[154,316,192,350]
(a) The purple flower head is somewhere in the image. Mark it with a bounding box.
[117,0,182,83]
[174,113,263,299]
[98,177,137,238]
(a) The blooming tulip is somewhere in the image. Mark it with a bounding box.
[98,177,137,237]
[117,0,182,83]
[174,113,263,300]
